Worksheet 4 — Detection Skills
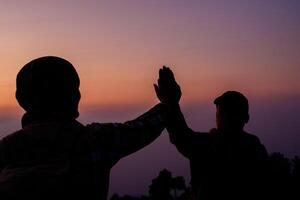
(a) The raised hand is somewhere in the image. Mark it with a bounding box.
[154,66,181,105]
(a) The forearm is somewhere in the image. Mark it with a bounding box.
[166,104,195,157]
[121,103,167,152]
[166,104,191,143]
[87,103,167,162]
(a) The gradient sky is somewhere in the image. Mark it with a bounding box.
[0,0,300,197]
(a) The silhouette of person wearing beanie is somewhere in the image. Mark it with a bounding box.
[0,56,167,200]
[154,67,268,200]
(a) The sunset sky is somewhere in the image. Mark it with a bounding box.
[0,0,300,196]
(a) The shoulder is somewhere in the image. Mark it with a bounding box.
[0,130,24,163]
[1,129,25,145]
[242,131,268,153]
[190,131,214,145]
[85,122,101,130]
[242,131,263,145]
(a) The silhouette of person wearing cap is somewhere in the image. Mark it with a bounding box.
[154,67,268,200]
[0,56,168,199]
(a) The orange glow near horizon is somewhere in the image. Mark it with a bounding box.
[0,57,299,110]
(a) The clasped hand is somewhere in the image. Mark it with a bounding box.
[154,66,181,105]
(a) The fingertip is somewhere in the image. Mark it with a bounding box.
[167,68,175,77]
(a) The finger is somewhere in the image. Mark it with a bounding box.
[159,68,163,79]
[154,84,159,94]
[161,68,175,83]
[164,66,170,71]
[160,67,169,81]
[158,78,168,92]
[165,67,174,79]
[166,67,173,76]
[158,78,162,87]
[154,84,164,101]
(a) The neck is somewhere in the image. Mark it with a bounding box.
[21,111,77,128]
[218,127,244,134]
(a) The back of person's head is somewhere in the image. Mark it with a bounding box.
[214,91,249,131]
[16,56,81,119]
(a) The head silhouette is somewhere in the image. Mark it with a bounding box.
[16,56,81,119]
[214,91,249,132]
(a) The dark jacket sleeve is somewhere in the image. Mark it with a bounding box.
[166,104,210,158]
[85,103,167,165]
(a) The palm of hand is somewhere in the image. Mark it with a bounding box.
[154,66,181,104]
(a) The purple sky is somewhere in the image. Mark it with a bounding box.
[0,0,300,197]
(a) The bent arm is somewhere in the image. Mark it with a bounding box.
[86,103,167,165]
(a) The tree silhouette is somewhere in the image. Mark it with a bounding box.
[149,169,173,200]
[268,152,292,199]
[171,176,186,199]
[292,156,300,179]
[110,194,144,200]
[269,152,291,177]
[148,169,190,200]
[292,156,300,199]
[110,194,120,200]
[146,152,300,200]
[110,169,191,200]
[110,155,300,200]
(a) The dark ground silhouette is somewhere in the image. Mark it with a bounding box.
[110,169,191,200]
[110,159,300,200]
